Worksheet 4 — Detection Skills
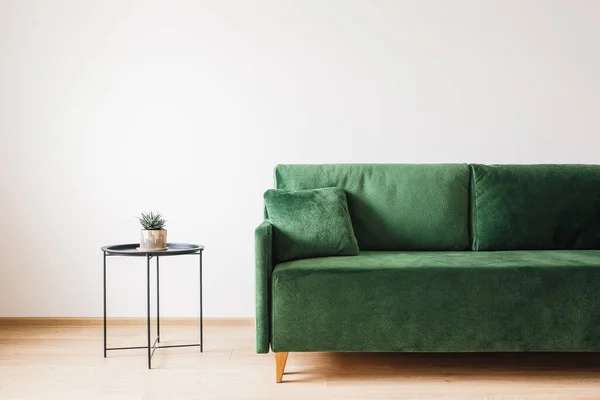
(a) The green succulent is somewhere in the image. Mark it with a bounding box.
[137,211,167,230]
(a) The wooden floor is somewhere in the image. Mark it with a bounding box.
[1,322,600,399]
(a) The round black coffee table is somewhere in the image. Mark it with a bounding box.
[101,243,204,369]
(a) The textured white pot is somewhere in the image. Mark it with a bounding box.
[140,229,167,250]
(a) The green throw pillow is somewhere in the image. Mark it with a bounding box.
[264,187,360,263]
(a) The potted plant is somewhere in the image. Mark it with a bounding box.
[137,211,167,250]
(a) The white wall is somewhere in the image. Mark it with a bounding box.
[1,0,600,317]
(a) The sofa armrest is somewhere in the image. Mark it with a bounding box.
[255,220,273,353]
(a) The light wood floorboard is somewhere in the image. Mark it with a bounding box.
[1,323,600,399]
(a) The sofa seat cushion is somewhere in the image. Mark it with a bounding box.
[271,251,600,352]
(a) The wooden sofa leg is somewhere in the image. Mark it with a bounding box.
[275,352,289,383]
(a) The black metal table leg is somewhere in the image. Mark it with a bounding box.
[200,251,203,352]
[103,252,107,358]
[157,256,160,344]
[147,254,151,369]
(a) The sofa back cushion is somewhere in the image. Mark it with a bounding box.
[274,164,470,251]
[471,164,600,250]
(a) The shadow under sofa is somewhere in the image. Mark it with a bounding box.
[255,163,600,382]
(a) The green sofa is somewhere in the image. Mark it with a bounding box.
[255,164,600,382]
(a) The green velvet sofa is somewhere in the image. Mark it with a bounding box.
[255,163,600,382]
